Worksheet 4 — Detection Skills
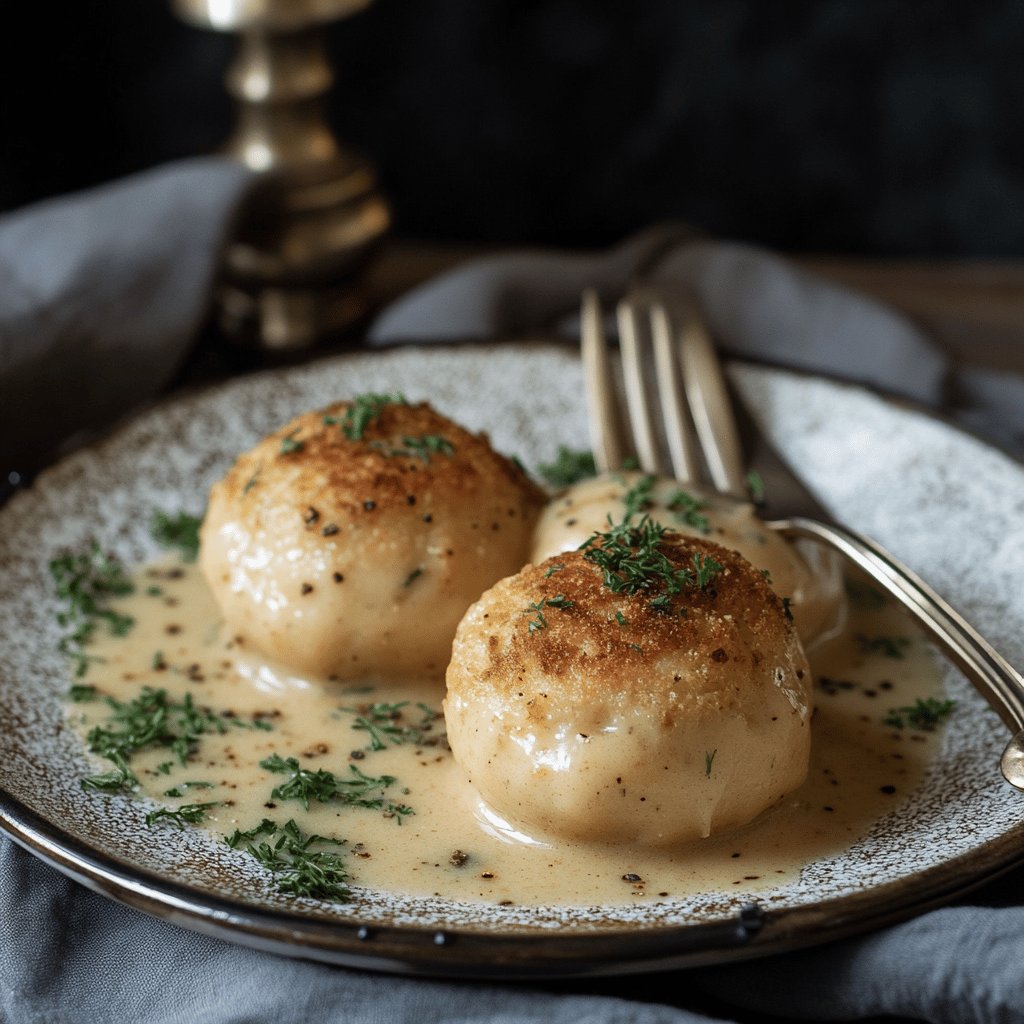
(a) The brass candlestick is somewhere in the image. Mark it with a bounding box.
[174,0,390,349]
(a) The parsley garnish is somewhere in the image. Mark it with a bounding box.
[226,819,351,902]
[402,568,423,588]
[884,698,956,732]
[325,393,407,441]
[782,596,794,621]
[51,542,135,677]
[259,754,413,819]
[537,447,597,488]
[544,563,565,578]
[150,511,202,562]
[68,683,97,702]
[845,579,886,610]
[580,516,723,613]
[705,749,717,778]
[145,802,219,830]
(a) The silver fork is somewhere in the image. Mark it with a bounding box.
[581,287,1024,792]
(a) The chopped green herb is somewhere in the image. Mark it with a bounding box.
[622,476,656,520]
[146,585,163,597]
[523,595,574,634]
[225,819,278,848]
[81,753,138,793]
[243,465,262,495]
[402,568,423,588]
[163,781,214,798]
[82,687,265,792]
[145,802,219,830]
[667,489,710,533]
[580,516,723,613]
[226,818,351,901]
[615,610,628,627]
[342,702,442,751]
[857,634,910,659]
[51,542,135,677]
[628,643,644,653]
[68,683,97,702]
[537,447,597,488]
[150,511,202,562]
[279,429,304,455]
[746,470,765,504]
[527,609,547,634]
[374,434,455,463]
[152,650,166,670]
[705,749,717,778]
[845,579,887,610]
[884,698,956,732]
[259,754,413,819]
[544,563,565,578]
[325,393,407,441]
[782,596,794,621]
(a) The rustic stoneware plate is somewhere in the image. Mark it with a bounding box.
[2,343,1023,979]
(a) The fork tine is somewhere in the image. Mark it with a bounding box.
[648,299,702,482]
[616,298,662,474]
[678,305,748,498]
[581,289,627,474]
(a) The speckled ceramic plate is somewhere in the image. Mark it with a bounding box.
[2,342,1023,978]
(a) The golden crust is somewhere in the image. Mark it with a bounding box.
[449,535,798,713]
[216,400,545,528]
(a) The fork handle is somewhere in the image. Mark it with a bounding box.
[772,515,1024,792]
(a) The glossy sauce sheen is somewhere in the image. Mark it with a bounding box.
[73,561,945,908]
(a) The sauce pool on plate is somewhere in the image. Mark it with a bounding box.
[68,556,948,908]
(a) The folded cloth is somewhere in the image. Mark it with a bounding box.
[3,161,1024,1024]
[0,157,251,476]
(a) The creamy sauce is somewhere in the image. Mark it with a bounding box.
[70,560,946,908]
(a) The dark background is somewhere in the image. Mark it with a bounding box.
[4,0,1023,256]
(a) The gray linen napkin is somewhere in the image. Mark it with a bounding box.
[3,159,1024,1024]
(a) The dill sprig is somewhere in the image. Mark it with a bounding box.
[580,516,723,613]
[342,702,443,752]
[537,447,596,488]
[884,698,956,732]
[325,392,407,441]
[145,801,219,830]
[226,819,351,902]
[150,511,203,562]
[50,542,135,677]
[260,754,413,819]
